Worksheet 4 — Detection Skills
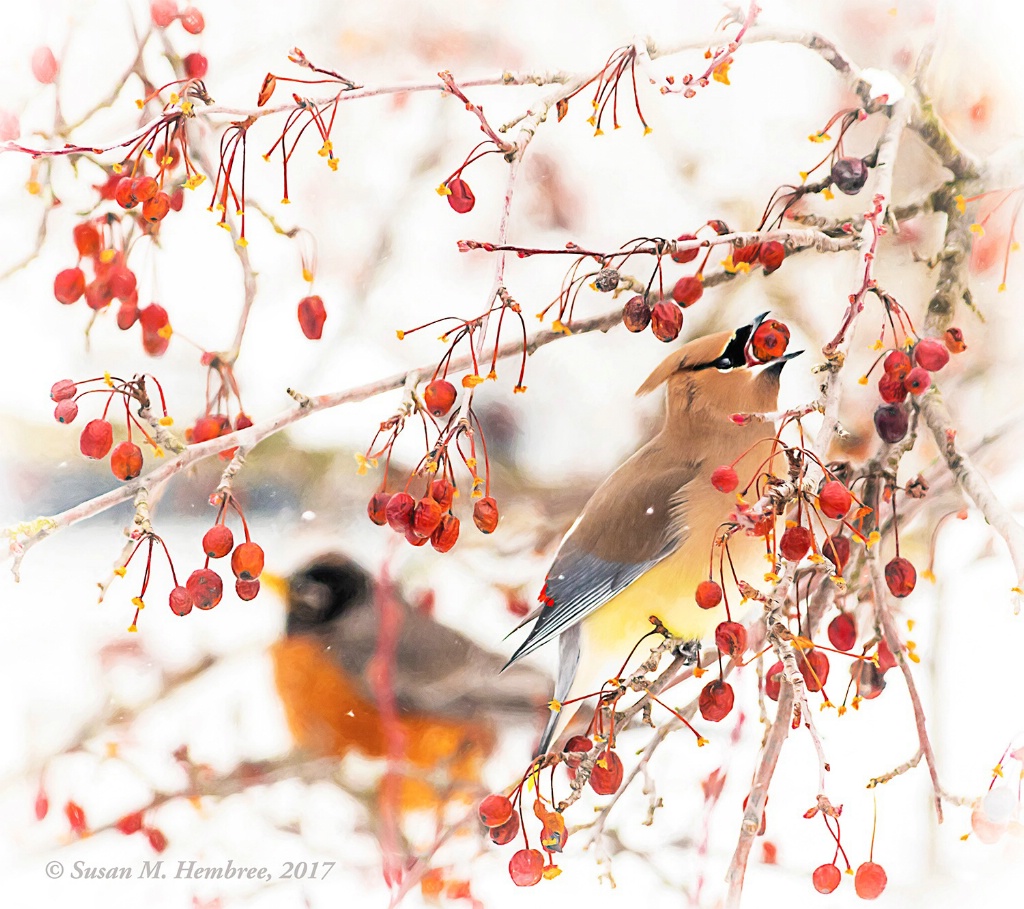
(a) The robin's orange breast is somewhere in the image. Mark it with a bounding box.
[270,637,495,808]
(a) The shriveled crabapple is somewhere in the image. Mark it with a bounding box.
[84,277,114,311]
[429,478,454,510]
[850,659,886,699]
[650,300,683,342]
[183,52,208,80]
[297,295,327,340]
[779,524,812,561]
[145,827,168,853]
[944,327,967,353]
[818,480,853,519]
[798,649,830,691]
[115,811,144,835]
[142,330,170,357]
[478,794,513,828]
[54,268,86,304]
[731,243,761,268]
[508,849,544,887]
[884,556,916,598]
[711,465,738,493]
[65,801,88,835]
[186,568,223,610]
[883,349,911,379]
[79,419,114,459]
[202,524,234,558]
[830,157,869,195]
[827,612,857,651]
[445,177,475,213]
[749,318,791,362]
[903,366,931,395]
[230,541,265,581]
[142,192,171,223]
[110,441,144,481]
[132,176,158,203]
[385,492,416,532]
[695,579,723,610]
[812,863,842,894]
[114,176,140,209]
[179,6,205,34]
[473,497,499,533]
[189,415,225,444]
[423,379,457,417]
[139,303,170,333]
[671,275,703,307]
[31,46,58,84]
[53,399,78,424]
[758,240,785,274]
[621,294,651,333]
[107,267,137,302]
[854,862,887,900]
[412,497,443,538]
[235,578,260,601]
[913,337,950,372]
[150,0,178,27]
[404,527,429,547]
[715,621,747,659]
[73,222,101,257]
[671,233,699,264]
[430,514,460,552]
[168,586,193,616]
[589,749,624,795]
[877,371,908,404]
[698,678,735,721]
[50,379,77,401]
[367,491,391,526]
[875,638,897,673]
[593,267,619,293]
[489,812,520,845]
[873,403,908,443]
[563,734,593,768]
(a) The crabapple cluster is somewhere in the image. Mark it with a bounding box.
[478,734,628,887]
[870,333,965,444]
[364,377,500,551]
[50,374,170,480]
[52,218,177,356]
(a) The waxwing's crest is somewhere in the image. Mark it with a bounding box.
[635,330,732,396]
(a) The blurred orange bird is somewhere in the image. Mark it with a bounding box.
[269,553,546,805]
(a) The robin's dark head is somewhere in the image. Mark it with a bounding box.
[285,553,373,637]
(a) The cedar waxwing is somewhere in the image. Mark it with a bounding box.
[505,314,800,754]
[268,554,548,807]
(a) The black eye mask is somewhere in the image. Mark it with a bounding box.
[694,324,754,371]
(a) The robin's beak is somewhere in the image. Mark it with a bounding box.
[261,571,290,599]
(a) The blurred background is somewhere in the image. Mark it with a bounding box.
[2,0,1024,906]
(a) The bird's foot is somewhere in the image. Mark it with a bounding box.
[674,638,701,665]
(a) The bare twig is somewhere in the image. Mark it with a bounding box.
[867,547,944,821]
[918,390,1024,606]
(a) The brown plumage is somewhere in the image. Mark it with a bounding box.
[506,314,798,753]
[270,553,547,805]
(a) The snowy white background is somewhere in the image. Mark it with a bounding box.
[2,0,1024,906]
